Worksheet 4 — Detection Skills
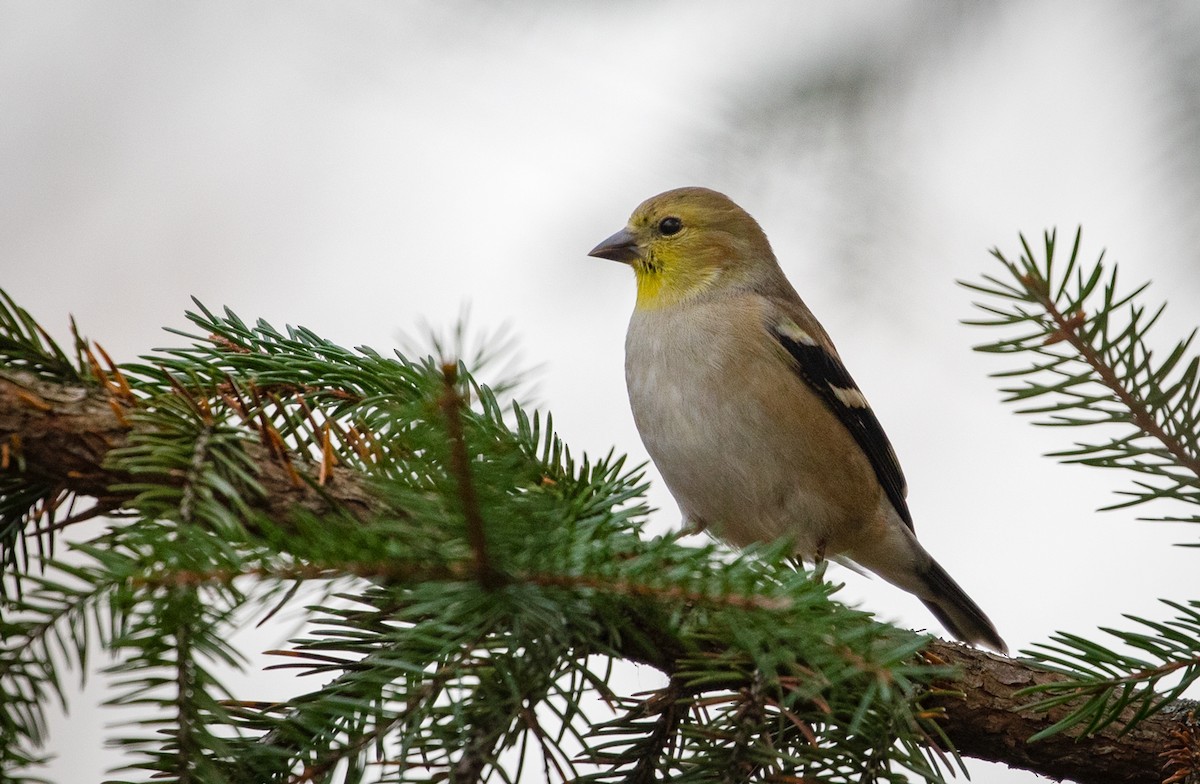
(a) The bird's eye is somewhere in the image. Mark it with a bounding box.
[658,217,683,236]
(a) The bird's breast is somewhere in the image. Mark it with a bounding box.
[624,301,878,555]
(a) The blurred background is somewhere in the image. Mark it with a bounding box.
[3,1,1200,781]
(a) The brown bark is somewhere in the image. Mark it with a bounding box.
[1,370,1198,783]
[927,641,1200,784]
[0,371,377,526]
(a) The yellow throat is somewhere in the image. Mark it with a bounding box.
[632,257,722,311]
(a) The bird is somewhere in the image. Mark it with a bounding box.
[588,186,1006,653]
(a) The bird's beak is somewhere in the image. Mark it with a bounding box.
[588,228,643,264]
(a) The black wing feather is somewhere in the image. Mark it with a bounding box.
[770,324,914,531]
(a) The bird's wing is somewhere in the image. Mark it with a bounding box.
[764,305,913,531]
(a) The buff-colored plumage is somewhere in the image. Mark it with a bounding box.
[589,186,1005,653]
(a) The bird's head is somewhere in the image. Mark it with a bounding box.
[588,187,778,309]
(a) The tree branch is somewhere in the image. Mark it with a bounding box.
[925,641,1200,784]
[2,371,1198,783]
[0,371,377,530]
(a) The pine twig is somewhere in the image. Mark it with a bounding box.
[439,362,502,590]
[962,229,1200,519]
[1020,265,1200,483]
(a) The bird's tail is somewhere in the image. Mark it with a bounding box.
[918,558,1007,654]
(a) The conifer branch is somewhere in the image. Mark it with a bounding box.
[1020,254,1200,482]
[0,372,1195,777]
[438,362,500,590]
[2,288,1199,783]
[0,371,378,546]
[962,228,1200,523]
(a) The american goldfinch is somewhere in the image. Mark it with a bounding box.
[589,186,1006,653]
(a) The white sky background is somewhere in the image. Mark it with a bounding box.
[2,1,1200,782]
